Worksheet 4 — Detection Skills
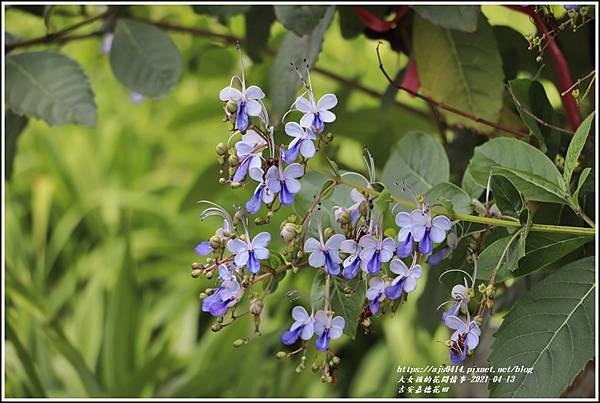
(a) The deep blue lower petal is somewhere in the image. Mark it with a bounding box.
[280,182,294,205]
[385,280,405,301]
[397,233,413,258]
[325,252,340,275]
[247,251,261,274]
[367,251,381,275]
[427,246,449,266]
[232,157,250,183]
[312,114,324,133]
[236,103,249,132]
[369,299,381,315]
[246,185,264,214]
[315,330,330,351]
[450,345,468,363]
[280,327,302,345]
[342,258,360,279]
[282,140,301,163]
[419,231,433,255]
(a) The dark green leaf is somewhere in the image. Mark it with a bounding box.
[425,182,472,215]
[564,112,594,188]
[489,257,595,397]
[493,26,539,81]
[491,174,523,218]
[6,51,96,126]
[5,109,28,179]
[245,6,275,63]
[476,231,522,282]
[274,5,329,36]
[337,6,365,39]
[413,14,504,132]
[512,233,593,277]
[311,271,366,338]
[573,167,591,202]
[411,5,480,32]
[110,19,182,97]
[508,79,554,152]
[382,131,449,196]
[269,6,335,122]
[492,166,568,204]
[6,317,46,397]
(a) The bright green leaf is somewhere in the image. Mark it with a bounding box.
[425,182,472,215]
[564,112,595,188]
[5,109,28,179]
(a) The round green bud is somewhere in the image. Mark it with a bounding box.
[332,356,341,366]
[536,55,543,63]
[228,167,236,177]
[216,142,228,156]
[230,181,242,189]
[192,262,204,270]
[338,210,351,225]
[228,154,239,166]
[198,292,208,300]
[323,227,334,240]
[478,283,487,294]
[211,323,222,332]
[226,100,238,114]
[205,271,214,280]
[280,222,297,242]
[312,363,320,373]
[276,351,287,359]
[572,88,580,98]
[209,236,221,250]
[233,339,245,348]
[191,269,202,278]
[218,177,227,184]
[254,217,264,225]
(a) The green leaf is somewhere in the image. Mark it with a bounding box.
[110,19,182,97]
[512,233,593,277]
[6,316,46,397]
[6,51,96,126]
[508,79,555,152]
[269,6,335,122]
[425,182,472,215]
[489,257,595,397]
[467,138,566,203]
[411,5,480,32]
[245,6,275,63]
[491,174,523,218]
[413,14,504,132]
[492,166,568,204]
[311,271,366,339]
[493,26,539,81]
[374,188,393,215]
[573,167,591,202]
[274,5,329,36]
[476,231,522,282]
[101,235,140,394]
[382,132,449,196]
[461,168,485,199]
[337,6,365,39]
[5,109,28,179]
[564,112,594,188]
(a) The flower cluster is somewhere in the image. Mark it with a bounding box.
[190,47,490,384]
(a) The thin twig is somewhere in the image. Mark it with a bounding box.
[375,42,530,139]
[506,85,575,135]
[561,70,596,96]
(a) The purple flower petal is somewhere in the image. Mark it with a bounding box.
[369,299,381,315]
[418,231,433,255]
[366,251,381,275]
[324,252,340,275]
[247,251,261,274]
[236,102,249,132]
[397,232,413,258]
[315,330,330,351]
[385,279,405,300]
[342,257,360,279]
[195,241,213,256]
[281,327,302,345]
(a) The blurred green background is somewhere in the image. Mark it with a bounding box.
[3,4,587,398]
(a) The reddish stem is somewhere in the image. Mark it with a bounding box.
[505,5,582,130]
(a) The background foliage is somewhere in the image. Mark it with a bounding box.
[4,4,596,398]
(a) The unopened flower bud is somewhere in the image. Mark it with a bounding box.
[191,262,204,270]
[205,271,214,280]
[572,88,580,98]
[255,217,264,225]
[209,236,221,249]
[198,292,208,300]
[536,55,543,63]
[312,363,320,373]
[219,177,227,184]
[233,338,245,348]
[222,229,231,238]
[296,251,304,259]
[228,167,236,177]
[478,283,487,294]
[281,222,297,242]
[338,210,351,224]
[211,323,222,332]
[191,269,202,278]
[233,211,243,224]
[228,154,239,166]
[240,233,247,241]
[250,298,263,315]
[332,356,341,366]
[323,227,334,240]
[226,100,238,114]
[466,288,475,298]
[324,132,334,143]
[326,375,333,383]
[486,285,495,298]
[276,351,287,359]
[231,181,242,189]
[216,142,228,156]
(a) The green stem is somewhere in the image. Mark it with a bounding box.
[312,166,596,237]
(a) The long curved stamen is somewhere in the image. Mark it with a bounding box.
[436,300,455,311]
[197,201,234,228]
[438,269,473,285]
[317,208,324,245]
[236,42,246,89]
[362,148,376,184]
[471,253,478,287]
[394,181,420,207]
